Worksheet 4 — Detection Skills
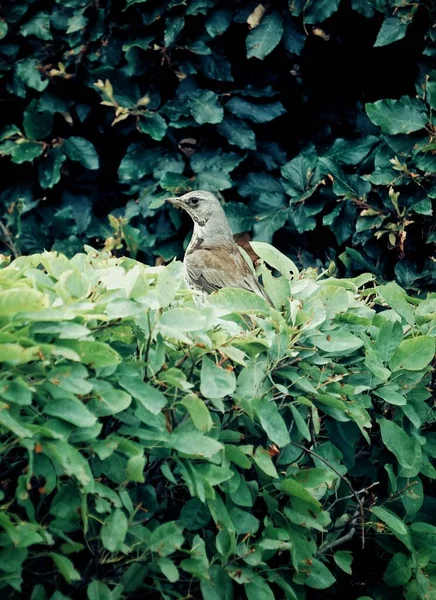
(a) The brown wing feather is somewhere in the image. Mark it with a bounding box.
[185,244,272,304]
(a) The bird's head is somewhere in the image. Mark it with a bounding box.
[166,190,226,227]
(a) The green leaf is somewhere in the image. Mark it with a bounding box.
[311,331,364,353]
[230,507,259,534]
[379,419,418,470]
[374,15,410,48]
[209,288,271,315]
[289,404,311,441]
[389,336,435,371]
[383,552,412,587]
[43,398,97,428]
[180,498,211,530]
[15,59,48,92]
[157,557,179,583]
[0,379,32,406]
[225,445,252,469]
[181,394,213,432]
[200,53,234,82]
[60,340,121,368]
[67,13,88,34]
[206,8,233,37]
[164,15,184,46]
[180,535,209,578]
[138,113,167,141]
[245,575,275,600]
[87,581,112,600]
[250,241,299,279]
[150,522,184,557]
[38,148,66,189]
[379,282,415,325]
[374,386,406,406]
[366,96,427,134]
[118,378,166,415]
[281,146,319,199]
[325,136,379,165]
[0,21,8,40]
[23,100,53,140]
[190,90,223,125]
[225,97,286,123]
[334,551,353,574]
[0,289,46,315]
[371,506,408,536]
[253,396,290,447]
[218,117,256,150]
[200,356,236,399]
[20,12,52,41]
[50,553,81,583]
[246,12,283,60]
[200,566,233,599]
[253,447,278,478]
[64,137,99,170]
[10,141,44,164]
[43,440,93,490]
[0,401,34,437]
[306,559,336,589]
[159,307,207,334]
[375,319,403,363]
[280,479,321,510]
[126,455,146,483]
[169,430,223,458]
[101,509,128,552]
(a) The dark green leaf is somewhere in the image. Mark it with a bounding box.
[218,117,256,150]
[101,509,128,552]
[366,97,427,134]
[378,419,419,470]
[374,16,410,48]
[150,522,184,557]
[20,12,52,41]
[190,90,223,124]
[371,506,408,536]
[64,137,99,170]
[226,97,286,123]
[389,336,435,371]
[246,12,283,60]
[138,113,167,141]
[38,148,66,189]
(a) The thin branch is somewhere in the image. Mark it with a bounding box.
[319,526,357,555]
[290,442,374,548]
[0,218,20,258]
[329,481,380,510]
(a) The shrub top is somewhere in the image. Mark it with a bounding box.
[0,244,435,599]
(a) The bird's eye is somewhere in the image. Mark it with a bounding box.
[189,197,199,206]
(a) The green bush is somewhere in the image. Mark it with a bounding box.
[0,1,435,289]
[0,244,435,599]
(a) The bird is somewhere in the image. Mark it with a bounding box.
[166,190,272,304]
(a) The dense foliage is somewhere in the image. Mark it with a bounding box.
[0,0,435,289]
[0,244,435,599]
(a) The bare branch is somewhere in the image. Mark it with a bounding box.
[0,218,20,259]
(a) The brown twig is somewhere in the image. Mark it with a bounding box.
[0,218,20,258]
[290,442,375,548]
[318,508,360,555]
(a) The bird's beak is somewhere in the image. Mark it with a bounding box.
[166,196,182,207]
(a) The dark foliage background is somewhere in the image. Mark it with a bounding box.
[0,0,435,289]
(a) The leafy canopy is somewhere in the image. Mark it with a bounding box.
[0,243,435,599]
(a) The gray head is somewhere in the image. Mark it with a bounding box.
[166,190,227,228]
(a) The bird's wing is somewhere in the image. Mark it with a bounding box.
[185,244,272,303]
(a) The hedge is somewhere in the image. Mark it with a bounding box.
[0,244,435,599]
[0,0,435,290]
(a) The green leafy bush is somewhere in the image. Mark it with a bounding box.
[0,1,435,288]
[0,244,435,599]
